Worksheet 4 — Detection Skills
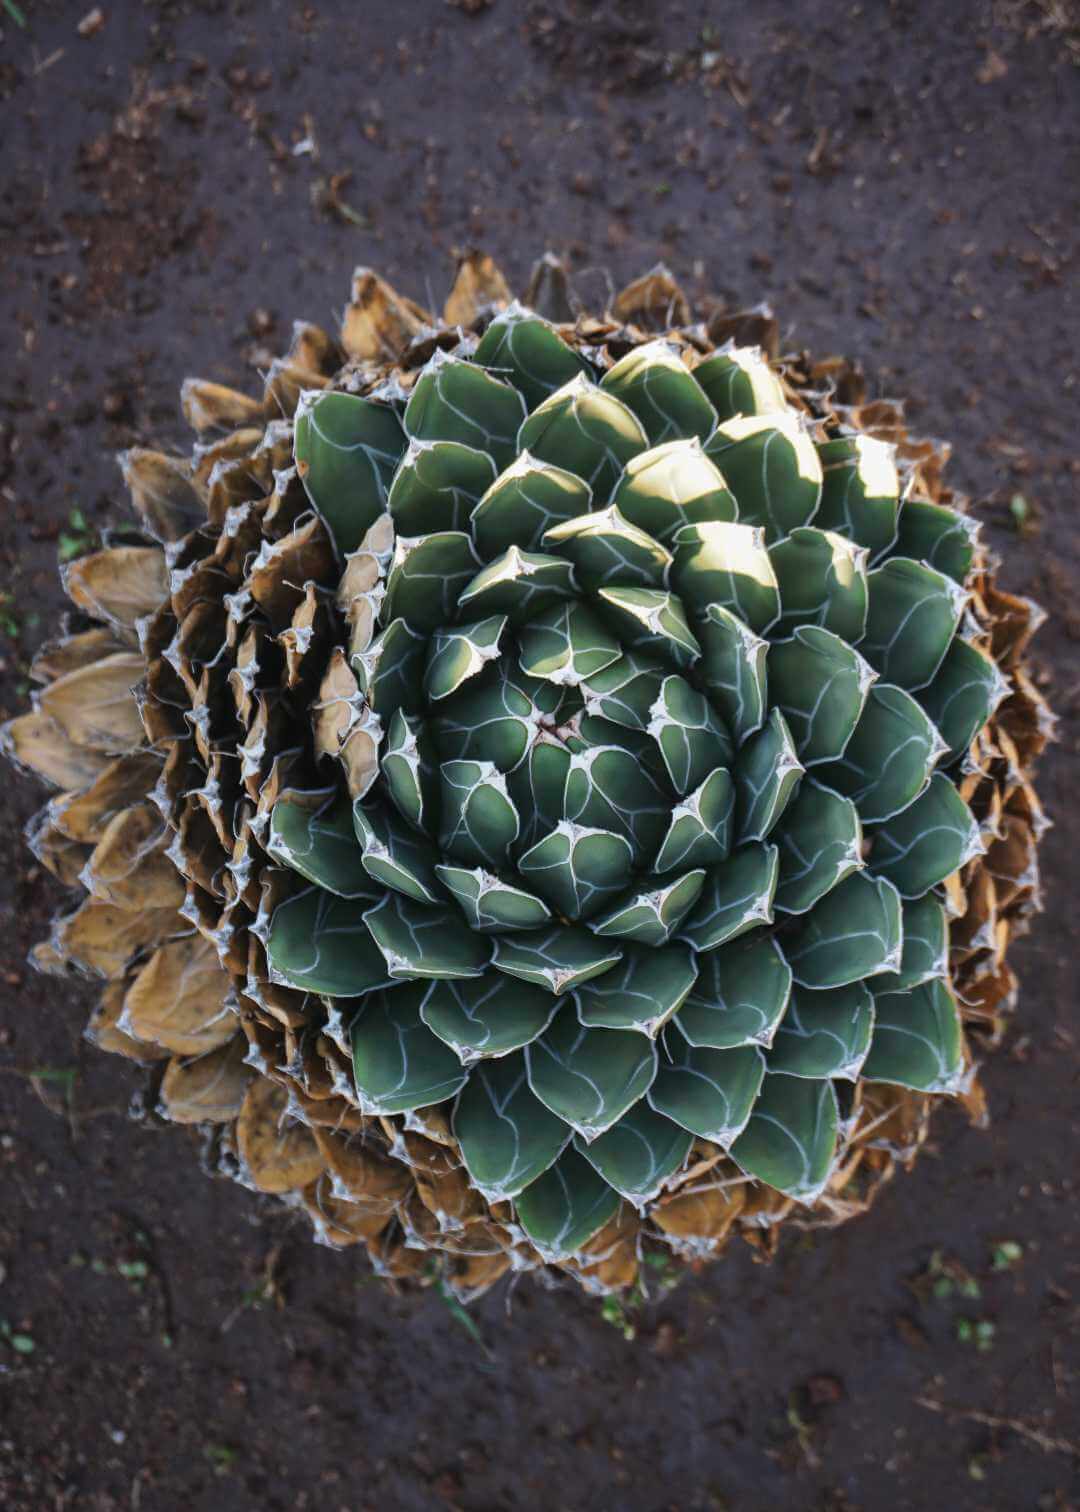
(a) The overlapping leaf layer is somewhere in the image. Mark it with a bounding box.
[3,256,1050,1297]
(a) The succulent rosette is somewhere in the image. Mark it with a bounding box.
[3,255,1051,1298]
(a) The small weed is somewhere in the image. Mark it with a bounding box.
[203,1444,237,1476]
[1,0,27,29]
[956,1317,996,1352]
[57,508,96,563]
[911,1248,981,1303]
[1009,492,1032,533]
[220,1243,285,1332]
[990,1239,1023,1271]
[434,1278,493,1361]
[600,1295,637,1341]
[117,1258,151,1287]
[0,1320,36,1355]
[968,1453,989,1481]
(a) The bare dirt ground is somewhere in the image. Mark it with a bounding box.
[1,2,1078,1508]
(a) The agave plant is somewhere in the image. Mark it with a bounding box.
[3,254,1050,1298]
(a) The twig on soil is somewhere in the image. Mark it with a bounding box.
[915,1395,1080,1458]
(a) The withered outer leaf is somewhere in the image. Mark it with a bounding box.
[86,980,170,1063]
[49,898,180,980]
[312,1127,412,1213]
[653,1181,746,1250]
[38,654,147,756]
[158,1035,250,1124]
[82,802,185,910]
[62,548,170,637]
[341,267,431,362]
[237,1077,325,1194]
[443,250,512,328]
[48,753,162,843]
[121,934,235,1056]
[181,378,267,433]
[300,1173,393,1247]
[1,711,111,790]
[31,628,130,685]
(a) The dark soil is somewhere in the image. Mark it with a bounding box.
[1,2,1078,1509]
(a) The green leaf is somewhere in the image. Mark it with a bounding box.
[767,982,875,1080]
[863,979,965,1092]
[893,497,979,585]
[612,437,736,544]
[492,925,622,995]
[381,531,482,634]
[867,771,982,897]
[518,821,634,923]
[579,651,664,732]
[654,767,734,874]
[458,546,577,624]
[353,616,426,721]
[918,637,1008,761]
[266,885,390,995]
[648,1040,765,1147]
[518,372,647,499]
[452,1052,572,1200]
[591,869,706,947]
[574,1101,692,1206]
[814,435,899,560]
[677,933,792,1049]
[404,350,526,473]
[473,304,591,411]
[817,682,947,824]
[706,413,822,543]
[543,505,671,591]
[353,803,444,904]
[515,1148,621,1259]
[435,865,552,933]
[697,604,769,745]
[769,526,869,641]
[506,738,572,852]
[433,662,548,772]
[438,759,519,870]
[563,743,669,862]
[729,1074,838,1202]
[518,598,622,687]
[691,347,787,422]
[861,557,967,691]
[678,844,779,951]
[772,778,863,915]
[421,973,558,1062]
[387,438,496,537]
[648,674,734,798]
[784,870,902,988]
[768,625,876,766]
[424,615,507,703]
[471,453,592,559]
[574,941,698,1037]
[350,985,469,1113]
[294,391,405,554]
[600,340,717,445]
[363,892,492,980]
[267,793,376,899]
[669,521,780,633]
[734,708,803,842]
[874,893,949,992]
[596,586,701,670]
[381,709,438,832]
[526,1005,658,1139]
